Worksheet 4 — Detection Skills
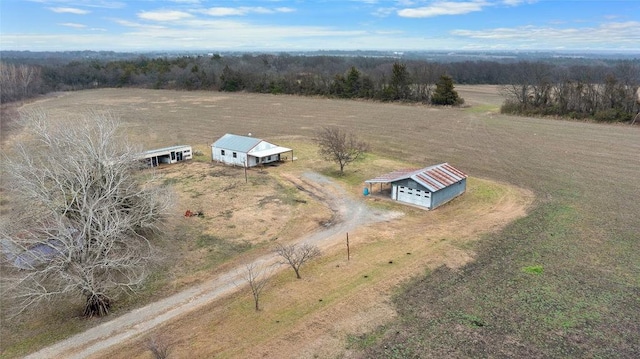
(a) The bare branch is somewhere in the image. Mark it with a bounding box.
[274,243,321,279]
[314,127,369,175]
[241,262,272,311]
[1,110,173,317]
[146,335,171,359]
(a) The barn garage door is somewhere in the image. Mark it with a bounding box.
[396,186,431,208]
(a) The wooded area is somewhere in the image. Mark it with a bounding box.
[1,52,638,122]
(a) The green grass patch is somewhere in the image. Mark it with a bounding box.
[467,177,503,203]
[162,177,180,185]
[452,311,487,328]
[522,265,544,274]
[195,234,252,268]
[346,325,389,350]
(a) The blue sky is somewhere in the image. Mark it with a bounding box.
[1,0,639,52]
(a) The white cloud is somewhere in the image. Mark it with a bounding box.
[138,10,193,21]
[398,1,489,18]
[451,21,640,47]
[113,19,166,30]
[351,0,380,4]
[48,7,90,14]
[502,0,538,5]
[201,6,295,17]
[35,1,126,10]
[373,7,397,17]
[4,1,637,52]
[275,7,295,13]
[59,22,87,28]
[201,7,244,16]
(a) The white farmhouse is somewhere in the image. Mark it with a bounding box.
[211,133,293,167]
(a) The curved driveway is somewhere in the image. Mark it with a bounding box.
[25,172,400,359]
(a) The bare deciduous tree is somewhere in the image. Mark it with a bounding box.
[315,127,369,175]
[146,335,171,359]
[0,62,42,103]
[275,243,321,279]
[0,110,173,317]
[242,262,272,311]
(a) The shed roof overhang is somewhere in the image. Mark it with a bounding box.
[364,168,419,184]
[249,146,292,158]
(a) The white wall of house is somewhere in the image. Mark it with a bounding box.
[211,147,248,167]
[211,138,290,167]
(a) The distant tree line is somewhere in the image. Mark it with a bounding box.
[0,62,43,103]
[1,53,638,122]
[500,61,640,122]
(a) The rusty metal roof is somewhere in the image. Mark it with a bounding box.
[365,163,467,192]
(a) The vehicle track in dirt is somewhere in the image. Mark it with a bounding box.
[24,172,401,359]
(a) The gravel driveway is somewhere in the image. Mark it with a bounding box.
[25,172,400,359]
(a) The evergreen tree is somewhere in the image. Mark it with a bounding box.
[381,62,411,101]
[431,75,464,106]
[345,66,361,98]
[219,65,244,92]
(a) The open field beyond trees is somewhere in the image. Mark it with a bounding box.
[1,86,639,358]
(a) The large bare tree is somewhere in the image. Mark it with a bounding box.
[275,243,321,279]
[315,127,369,175]
[0,110,173,317]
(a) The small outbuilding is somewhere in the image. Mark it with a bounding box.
[365,163,467,210]
[211,133,293,167]
[142,145,192,167]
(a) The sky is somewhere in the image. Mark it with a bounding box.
[1,0,639,53]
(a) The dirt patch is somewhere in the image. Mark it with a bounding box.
[88,177,532,359]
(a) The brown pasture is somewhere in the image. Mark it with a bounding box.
[1,85,639,358]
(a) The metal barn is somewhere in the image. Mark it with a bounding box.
[142,145,192,167]
[211,134,293,167]
[365,163,467,210]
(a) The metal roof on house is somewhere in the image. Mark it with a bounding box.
[365,163,467,192]
[211,134,262,153]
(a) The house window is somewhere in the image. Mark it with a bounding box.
[221,149,225,155]
[233,152,237,158]
[267,156,271,161]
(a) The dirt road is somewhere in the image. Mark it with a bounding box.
[24,172,400,359]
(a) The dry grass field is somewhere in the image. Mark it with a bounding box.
[1,85,639,358]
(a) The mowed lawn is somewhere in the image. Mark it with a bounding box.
[4,87,640,357]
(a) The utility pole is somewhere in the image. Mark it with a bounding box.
[346,232,350,261]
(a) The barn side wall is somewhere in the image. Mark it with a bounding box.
[430,179,467,209]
